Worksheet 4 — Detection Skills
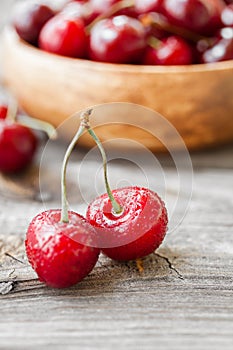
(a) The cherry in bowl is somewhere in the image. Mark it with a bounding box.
[12,2,55,45]
[88,15,147,63]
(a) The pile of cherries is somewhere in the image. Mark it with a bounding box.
[13,0,233,65]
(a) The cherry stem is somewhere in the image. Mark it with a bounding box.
[60,112,89,223]
[140,13,213,44]
[5,98,57,139]
[82,109,123,215]
[147,36,162,49]
[6,97,18,122]
[19,114,57,139]
[86,0,134,32]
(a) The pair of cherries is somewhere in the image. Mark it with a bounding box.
[26,110,168,288]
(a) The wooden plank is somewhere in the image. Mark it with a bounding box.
[0,141,233,349]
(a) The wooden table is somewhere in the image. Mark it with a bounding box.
[0,137,233,349]
[0,2,233,348]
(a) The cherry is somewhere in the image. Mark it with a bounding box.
[220,26,233,38]
[221,4,233,27]
[25,111,100,288]
[0,120,37,173]
[0,97,57,174]
[144,26,168,41]
[26,210,100,288]
[143,36,194,65]
[201,27,233,62]
[134,0,164,15]
[39,13,87,58]
[163,0,225,35]
[80,110,168,261]
[0,105,8,119]
[12,2,55,45]
[88,15,147,63]
[87,187,168,261]
[61,1,97,26]
[140,12,206,44]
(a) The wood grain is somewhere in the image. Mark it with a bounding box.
[0,141,233,349]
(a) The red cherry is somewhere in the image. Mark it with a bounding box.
[0,105,8,119]
[12,3,55,45]
[88,15,147,63]
[39,14,87,58]
[201,27,233,62]
[134,0,164,14]
[61,1,97,26]
[163,0,225,35]
[86,186,168,261]
[144,26,168,40]
[25,210,100,288]
[221,4,233,27]
[143,36,194,65]
[0,120,37,173]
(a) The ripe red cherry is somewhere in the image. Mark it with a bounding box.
[39,14,87,58]
[0,105,8,119]
[143,36,194,65]
[86,186,168,261]
[163,0,224,35]
[134,0,164,14]
[26,210,100,288]
[221,4,233,26]
[61,1,97,26]
[88,15,147,63]
[201,27,233,62]
[12,3,55,45]
[0,120,37,173]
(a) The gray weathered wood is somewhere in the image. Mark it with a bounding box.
[0,138,233,350]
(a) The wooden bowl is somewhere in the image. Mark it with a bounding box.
[2,26,233,151]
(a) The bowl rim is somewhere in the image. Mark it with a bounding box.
[4,25,233,74]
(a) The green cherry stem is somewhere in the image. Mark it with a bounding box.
[60,108,123,223]
[60,111,90,223]
[5,96,57,139]
[147,36,162,49]
[6,97,18,122]
[82,109,123,215]
[19,114,57,140]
